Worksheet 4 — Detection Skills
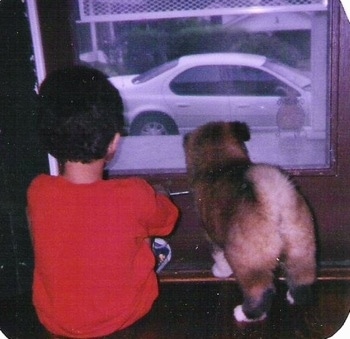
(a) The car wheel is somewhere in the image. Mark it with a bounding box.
[129,113,179,136]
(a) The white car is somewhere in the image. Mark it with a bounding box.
[109,53,311,136]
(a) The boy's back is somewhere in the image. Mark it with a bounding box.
[28,174,178,337]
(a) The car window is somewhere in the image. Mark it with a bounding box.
[170,65,223,95]
[220,66,299,96]
[133,59,179,84]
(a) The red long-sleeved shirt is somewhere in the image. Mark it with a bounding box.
[27,175,178,338]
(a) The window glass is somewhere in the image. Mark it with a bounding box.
[170,66,222,95]
[220,65,299,96]
[72,0,330,173]
[133,59,178,84]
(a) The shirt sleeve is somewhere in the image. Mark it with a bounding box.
[132,178,179,237]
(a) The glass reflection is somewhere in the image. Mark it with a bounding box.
[72,0,329,172]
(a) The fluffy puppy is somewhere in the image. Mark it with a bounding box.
[183,121,316,323]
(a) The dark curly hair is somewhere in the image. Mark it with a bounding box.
[37,65,124,164]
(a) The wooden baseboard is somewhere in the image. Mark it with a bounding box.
[159,266,350,283]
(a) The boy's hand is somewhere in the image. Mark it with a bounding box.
[152,184,170,197]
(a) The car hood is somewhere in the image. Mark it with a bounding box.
[109,75,137,90]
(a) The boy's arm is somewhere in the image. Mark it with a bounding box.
[145,184,179,237]
[132,178,179,237]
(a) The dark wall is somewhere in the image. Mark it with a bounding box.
[0,0,47,297]
[0,0,48,207]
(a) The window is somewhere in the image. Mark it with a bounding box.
[29,0,330,173]
[133,60,178,84]
[26,0,350,281]
[221,66,299,97]
[27,0,350,271]
[66,0,330,173]
[170,66,222,95]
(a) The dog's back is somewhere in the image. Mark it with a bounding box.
[231,163,316,284]
[184,121,316,323]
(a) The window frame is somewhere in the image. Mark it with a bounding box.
[29,0,350,265]
[31,0,336,177]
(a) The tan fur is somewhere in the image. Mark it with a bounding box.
[184,121,316,322]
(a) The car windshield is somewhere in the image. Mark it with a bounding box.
[264,59,311,90]
[132,59,179,84]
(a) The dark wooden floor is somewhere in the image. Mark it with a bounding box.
[0,280,349,339]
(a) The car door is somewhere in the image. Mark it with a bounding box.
[164,65,231,131]
[224,65,297,128]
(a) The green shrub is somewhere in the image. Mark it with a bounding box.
[122,22,308,73]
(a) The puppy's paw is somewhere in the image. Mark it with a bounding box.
[286,290,295,305]
[211,250,233,278]
[233,305,267,323]
[212,262,233,278]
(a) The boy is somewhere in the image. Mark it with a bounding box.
[27,66,179,338]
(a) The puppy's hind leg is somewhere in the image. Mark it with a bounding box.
[284,254,316,306]
[281,207,316,305]
[284,239,316,305]
[233,269,276,322]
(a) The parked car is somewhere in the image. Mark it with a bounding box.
[109,53,311,136]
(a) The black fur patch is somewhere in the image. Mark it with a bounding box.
[195,162,256,203]
[243,288,275,320]
[194,123,225,148]
[289,285,314,305]
[229,121,251,142]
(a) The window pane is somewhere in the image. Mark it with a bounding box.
[171,66,222,95]
[72,0,330,173]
